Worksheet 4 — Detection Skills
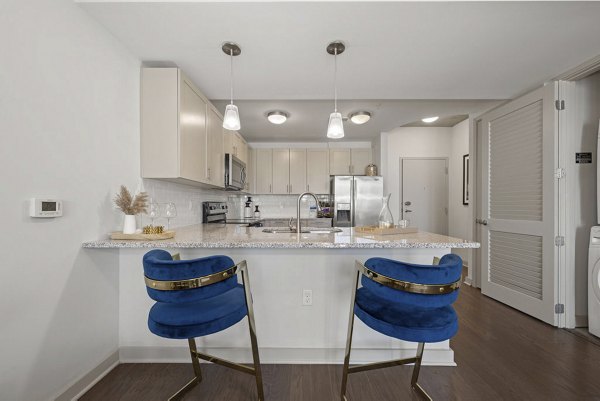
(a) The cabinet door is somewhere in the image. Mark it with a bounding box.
[223,130,235,156]
[306,149,330,194]
[207,107,224,187]
[237,135,248,164]
[272,149,290,194]
[350,148,372,175]
[289,149,307,194]
[329,148,351,175]
[255,149,273,194]
[246,147,254,193]
[179,79,207,182]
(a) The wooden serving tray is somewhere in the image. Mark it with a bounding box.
[355,226,417,235]
[110,230,175,240]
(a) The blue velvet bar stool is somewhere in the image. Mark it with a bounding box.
[340,254,462,401]
[143,250,264,400]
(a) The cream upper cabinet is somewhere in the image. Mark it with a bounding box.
[329,148,352,175]
[224,130,248,164]
[206,107,224,188]
[350,148,372,175]
[289,149,307,194]
[141,67,224,188]
[245,147,254,193]
[272,149,291,194]
[255,148,273,194]
[306,149,330,194]
[329,148,372,175]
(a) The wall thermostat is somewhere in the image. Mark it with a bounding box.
[30,198,62,218]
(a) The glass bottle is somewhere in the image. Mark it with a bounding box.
[378,193,394,228]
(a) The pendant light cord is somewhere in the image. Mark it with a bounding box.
[334,48,338,113]
[230,49,234,105]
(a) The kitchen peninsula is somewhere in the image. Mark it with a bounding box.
[83,225,479,366]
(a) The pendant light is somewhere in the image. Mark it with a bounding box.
[326,41,345,139]
[222,42,241,131]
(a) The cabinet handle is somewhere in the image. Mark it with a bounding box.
[269,184,272,193]
[349,165,352,174]
[307,184,310,191]
[207,167,211,180]
[290,184,292,193]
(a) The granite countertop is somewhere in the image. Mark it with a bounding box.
[82,224,480,249]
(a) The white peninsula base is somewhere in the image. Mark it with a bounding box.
[115,247,456,366]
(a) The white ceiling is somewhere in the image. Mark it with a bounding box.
[78,1,600,141]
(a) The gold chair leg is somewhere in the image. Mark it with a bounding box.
[240,261,265,401]
[411,342,433,401]
[340,269,361,401]
[168,338,203,401]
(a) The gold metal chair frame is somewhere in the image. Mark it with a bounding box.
[145,260,264,401]
[340,261,461,401]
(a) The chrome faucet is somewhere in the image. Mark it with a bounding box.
[296,192,321,233]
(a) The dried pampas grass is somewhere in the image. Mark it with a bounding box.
[114,185,148,215]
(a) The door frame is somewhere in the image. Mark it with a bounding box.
[399,157,449,234]
[472,82,574,328]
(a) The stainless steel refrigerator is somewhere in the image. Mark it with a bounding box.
[330,175,384,227]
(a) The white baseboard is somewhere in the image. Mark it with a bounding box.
[119,346,456,366]
[54,350,119,401]
[463,276,472,286]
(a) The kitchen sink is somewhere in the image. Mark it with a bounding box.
[262,228,342,234]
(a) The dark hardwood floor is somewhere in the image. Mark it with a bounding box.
[81,282,600,400]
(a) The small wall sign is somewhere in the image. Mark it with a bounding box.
[576,152,592,164]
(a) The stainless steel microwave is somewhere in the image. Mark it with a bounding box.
[224,153,246,191]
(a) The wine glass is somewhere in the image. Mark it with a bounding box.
[164,202,177,230]
[148,201,159,227]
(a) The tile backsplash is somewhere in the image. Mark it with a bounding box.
[142,179,226,228]
[227,194,329,219]
[141,179,329,226]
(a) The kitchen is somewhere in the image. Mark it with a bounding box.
[4,1,600,401]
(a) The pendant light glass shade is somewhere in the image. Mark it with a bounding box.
[223,104,241,130]
[222,42,241,131]
[326,41,345,139]
[327,112,344,139]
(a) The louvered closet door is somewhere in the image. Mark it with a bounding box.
[480,83,558,326]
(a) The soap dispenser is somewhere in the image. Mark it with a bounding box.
[244,196,253,218]
[254,205,261,219]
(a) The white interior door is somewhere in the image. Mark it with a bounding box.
[401,158,448,235]
[479,83,558,326]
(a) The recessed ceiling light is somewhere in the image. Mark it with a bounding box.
[349,111,371,125]
[267,111,289,124]
[422,116,439,123]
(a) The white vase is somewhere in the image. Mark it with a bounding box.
[123,214,136,234]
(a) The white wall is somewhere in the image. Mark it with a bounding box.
[381,127,453,225]
[572,72,600,323]
[380,123,471,265]
[0,1,140,399]
[448,120,471,262]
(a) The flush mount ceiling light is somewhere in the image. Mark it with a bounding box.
[422,116,439,123]
[326,41,345,139]
[349,111,371,125]
[267,110,289,125]
[222,42,241,131]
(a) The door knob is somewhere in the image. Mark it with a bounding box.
[481,219,488,225]
[404,209,413,213]
[404,201,412,206]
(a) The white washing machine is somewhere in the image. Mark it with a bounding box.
[588,226,600,337]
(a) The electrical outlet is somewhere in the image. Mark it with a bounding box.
[302,289,312,306]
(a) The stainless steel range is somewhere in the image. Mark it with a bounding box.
[202,201,262,226]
